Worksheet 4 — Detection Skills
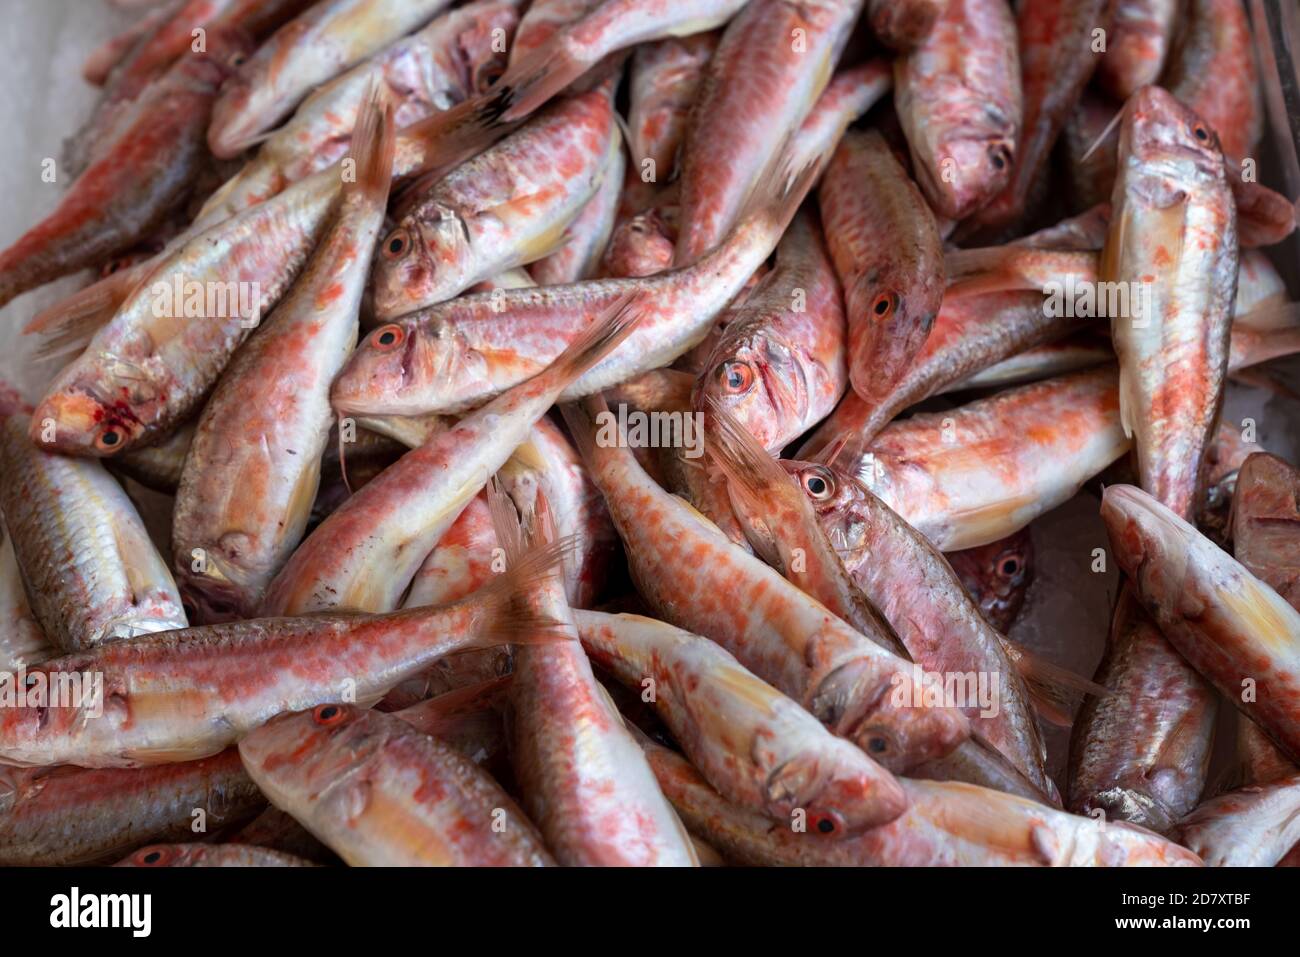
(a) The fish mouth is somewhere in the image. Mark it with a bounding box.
[328,373,374,417]
[848,343,905,409]
[179,575,250,625]
[372,256,431,321]
[330,335,410,418]
[370,281,409,322]
[28,393,112,455]
[329,340,419,418]
[910,150,953,216]
[207,89,264,160]
[1101,484,1194,564]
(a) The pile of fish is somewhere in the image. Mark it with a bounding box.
[2,0,1300,867]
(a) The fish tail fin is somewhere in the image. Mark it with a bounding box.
[484,475,529,566]
[400,87,517,178]
[24,259,145,337]
[491,474,561,551]
[485,477,569,596]
[1231,307,1300,370]
[463,533,577,647]
[557,393,610,472]
[734,144,826,249]
[495,35,590,123]
[344,82,397,205]
[944,247,1095,298]
[1001,638,1106,727]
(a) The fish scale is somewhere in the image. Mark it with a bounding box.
[0,415,186,653]
[371,82,619,317]
[561,395,971,773]
[207,0,457,158]
[673,0,865,264]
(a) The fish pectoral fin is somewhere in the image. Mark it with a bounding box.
[283,456,323,533]
[1117,364,1137,440]
[710,663,780,716]
[119,743,222,764]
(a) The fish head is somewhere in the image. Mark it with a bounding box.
[118,844,199,867]
[177,569,254,625]
[779,459,873,566]
[811,656,971,772]
[206,65,272,160]
[697,332,807,452]
[29,377,150,457]
[464,7,521,94]
[1099,484,1194,586]
[238,704,385,800]
[846,273,939,407]
[1121,86,1224,190]
[204,19,299,159]
[604,209,676,278]
[172,26,257,96]
[1233,451,1297,523]
[371,206,473,319]
[332,318,459,416]
[0,659,115,767]
[919,119,1016,220]
[765,745,909,835]
[947,530,1034,632]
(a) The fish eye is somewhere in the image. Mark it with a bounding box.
[998,555,1021,578]
[800,467,835,500]
[871,292,898,320]
[478,63,507,90]
[371,324,405,351]
[716,360,755,394]
[228,52,247,68]
[1191,122,1211,143]
[383,228,411,259]
[808,810,843,836]
[133,846,174,866]
[95,427,123,451]
[988,144,1010,170]
[312,704,347,726]
[858,724,898,758]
